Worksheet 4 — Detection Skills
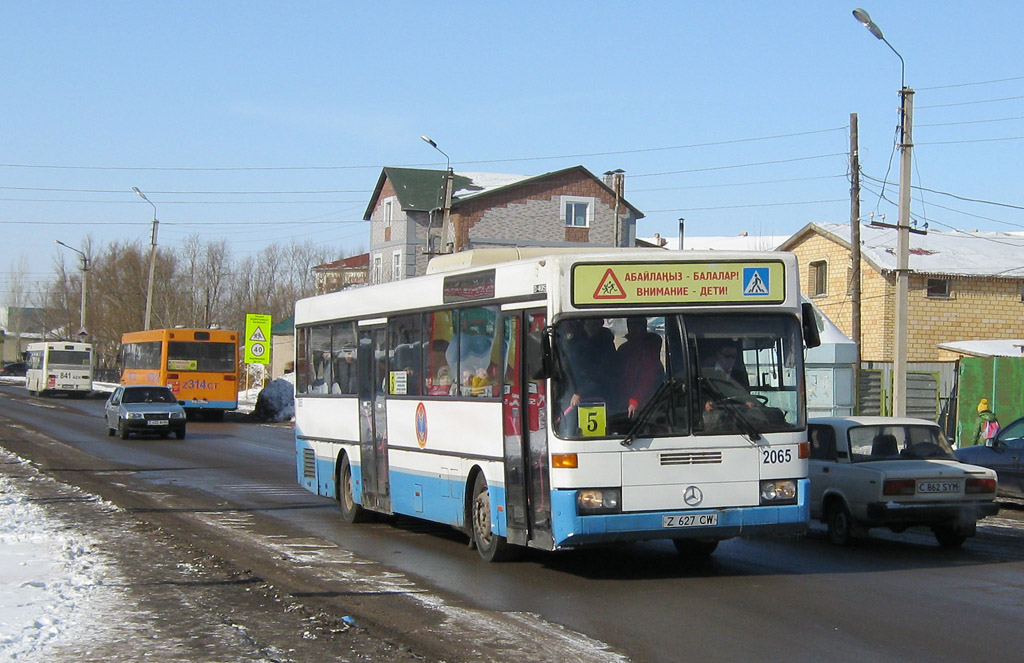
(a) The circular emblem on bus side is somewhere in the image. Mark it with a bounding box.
[683,485,703,507]
[415,402,428,448]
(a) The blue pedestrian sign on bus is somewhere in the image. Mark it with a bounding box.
[742,267,770,296]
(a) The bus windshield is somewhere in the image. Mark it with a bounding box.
[551,313,804,440]
[167,342,236,372]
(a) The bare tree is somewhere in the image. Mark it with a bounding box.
[4,255,31,358]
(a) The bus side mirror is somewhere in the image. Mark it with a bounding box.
[526,329,552,380]
[802,302,821,349]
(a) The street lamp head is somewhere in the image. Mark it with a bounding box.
[852,8,885,40]
[420,135,437,148]
[132,186,150,202]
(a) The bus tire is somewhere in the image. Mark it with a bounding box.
[118,419,131,440]
[338,455,369,523]
[471,473,519,562]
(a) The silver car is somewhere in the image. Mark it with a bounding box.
[105,385,187,440]
[808,416,998,548]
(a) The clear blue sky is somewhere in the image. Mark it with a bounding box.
[2,1,1022,301]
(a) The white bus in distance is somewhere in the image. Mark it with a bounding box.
[25,341,94,397]
[294,248,821,561]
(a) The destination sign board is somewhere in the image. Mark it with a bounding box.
[571,261,785,307]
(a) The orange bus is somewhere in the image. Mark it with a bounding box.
[120,328,239,419]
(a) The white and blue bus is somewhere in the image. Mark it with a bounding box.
[294,248,820,561]
[25,341,94,397]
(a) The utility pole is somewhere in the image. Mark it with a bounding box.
[133,187,159,331]
[421,136,456,253]
[849,112,862,407]
[852,8,921,417]
[893,87,914,417]
[54,240,90,338]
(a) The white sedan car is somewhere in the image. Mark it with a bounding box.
[808,416,998,548]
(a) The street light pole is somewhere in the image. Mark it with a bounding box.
[54,240,90,338]
[853,8,913,416]
[421,136,455,253]
[132,187,159,331]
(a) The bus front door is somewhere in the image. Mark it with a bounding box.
[357,326,392,514]
[501,310,553,550]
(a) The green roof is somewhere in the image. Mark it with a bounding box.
[363,167,474,219]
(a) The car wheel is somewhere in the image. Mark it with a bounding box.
[175,429,186,440]
[337,454,369,523]
[118,419,130,440]
[826,501,854,546]
[106,422,115,437]
[933,526,967,549]
[673,538,719,559]
[471,473,520,562]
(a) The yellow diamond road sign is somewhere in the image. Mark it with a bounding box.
[244,314,272,365]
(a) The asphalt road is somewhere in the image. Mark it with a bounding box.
[2,382,1024,663]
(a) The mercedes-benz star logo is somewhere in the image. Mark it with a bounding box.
[683,485,703,507]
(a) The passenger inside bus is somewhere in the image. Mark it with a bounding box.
[616,317,665,418]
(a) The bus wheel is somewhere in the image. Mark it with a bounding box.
[471,474,519,562]
[338,455,369,523]
[118,419,131,440]
[673,538,719,559]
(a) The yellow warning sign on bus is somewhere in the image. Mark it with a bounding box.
[571,262,785,307]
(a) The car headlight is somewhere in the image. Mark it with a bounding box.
[126,412,144,419]
[169,412,185,419]
[577,488,622,515]
[760,479,798,505]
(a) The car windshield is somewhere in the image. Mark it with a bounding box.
[848,424,956,462]
[122,388,177,404]
[550,312,804,440]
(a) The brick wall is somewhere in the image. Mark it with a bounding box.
[789,231,1024,362]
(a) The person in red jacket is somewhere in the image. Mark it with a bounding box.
[616,317,665,418]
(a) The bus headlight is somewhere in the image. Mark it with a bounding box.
[577,488,621,515]
[126,412,144,419]
[760,479,798,505]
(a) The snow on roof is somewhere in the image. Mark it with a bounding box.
[813,222,1024,278]
[452,171,531,199]
[641,234,790,251]
[936,339,1024,357]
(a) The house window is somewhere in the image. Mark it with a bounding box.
[372,254,383,285]
[926,277,950,298]
[810,260,827,296]
[384,199,394,227]
[562,196,593,227]
[392,250,403,281]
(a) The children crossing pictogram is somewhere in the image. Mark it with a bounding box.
[592,268,627,299]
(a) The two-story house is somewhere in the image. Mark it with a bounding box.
[363,165,643,283]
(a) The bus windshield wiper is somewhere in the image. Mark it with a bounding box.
[699,377,761,443]
[621,378,678,448]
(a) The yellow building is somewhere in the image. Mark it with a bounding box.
[779,222,1024,364]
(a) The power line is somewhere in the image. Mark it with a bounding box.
[917,94,1024,110]
[917,75,1024,91]
[630,173,846,193]
[645,198,846,214]
[0,186,372,195]
[861,171,1024,210]
[0,126,848,173]
[631,153,847,178]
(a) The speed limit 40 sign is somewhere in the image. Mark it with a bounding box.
[244,313,271,365]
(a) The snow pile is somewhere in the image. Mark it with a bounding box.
[0,465,112,660]
[250,373,295,422]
